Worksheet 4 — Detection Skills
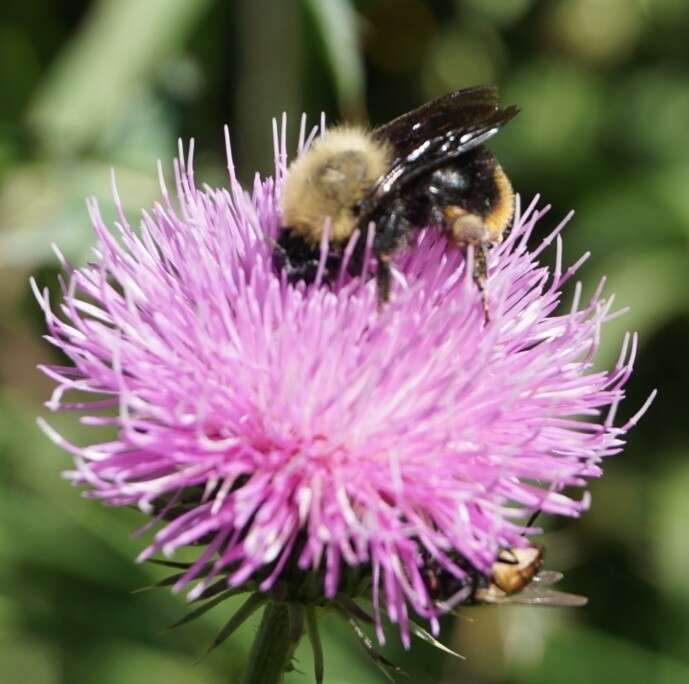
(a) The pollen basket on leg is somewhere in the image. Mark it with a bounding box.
[444,206,490,245]
[280,126,392,244]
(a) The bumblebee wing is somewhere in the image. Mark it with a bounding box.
[364,122,506,210]
[372,86,518,158]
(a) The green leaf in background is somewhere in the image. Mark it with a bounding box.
[462,0,534,26]
[543,0,642,65]
[651,457,689,607]
[0,639,61,684]
[422,26,504,97]
[27,0,210,156]
[589,249,689,369]
[514,622,689,684]
[78,640,225,684]
[303,0,365,121]
[502,59,603,169]
[0,161,161,267]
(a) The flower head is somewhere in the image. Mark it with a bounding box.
[34,119,651,647]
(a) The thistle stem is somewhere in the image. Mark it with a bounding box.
[240,602,304,684]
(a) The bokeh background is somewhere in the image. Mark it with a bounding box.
[1,1,688,682]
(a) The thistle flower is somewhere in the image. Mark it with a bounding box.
[34,117,652,681]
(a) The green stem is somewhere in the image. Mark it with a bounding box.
[240,602,304,684]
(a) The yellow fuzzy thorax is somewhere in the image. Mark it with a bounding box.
[281,126,392,244]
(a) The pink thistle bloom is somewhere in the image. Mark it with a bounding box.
[34,118,652,647]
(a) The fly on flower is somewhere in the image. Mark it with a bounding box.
[275,85,518,310]
[423,545,587,611]
[33,87,655,681]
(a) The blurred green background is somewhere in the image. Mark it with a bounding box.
[1,0,688,682]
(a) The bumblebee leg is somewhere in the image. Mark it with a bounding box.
[368,199,410,306]
[274,229,331,285]
[376,258,392,305]
[442,209,493,321]
[472,243,490,322]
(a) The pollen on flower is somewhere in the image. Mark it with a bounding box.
[34,115,653,646]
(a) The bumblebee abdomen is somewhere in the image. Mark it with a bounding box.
[483,163,514,242]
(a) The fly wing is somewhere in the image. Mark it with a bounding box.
[474,568,588,607]
[372,86,517,158]
[530,571,565,587]
[486,588,589,608]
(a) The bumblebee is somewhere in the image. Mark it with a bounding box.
[274,86,518,307]
[423,545,588,610]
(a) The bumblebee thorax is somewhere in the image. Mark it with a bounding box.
[281,126,391,244]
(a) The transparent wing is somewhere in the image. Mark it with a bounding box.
[480,569,588,607]
[487,588,589,608]
[530,570,565,587]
